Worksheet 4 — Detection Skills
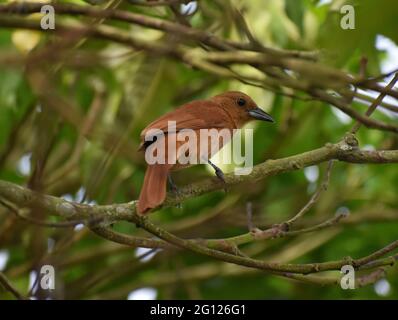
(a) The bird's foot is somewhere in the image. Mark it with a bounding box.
[215,167,225,183]
[168,175,179,194]
[208,160,228,193]
[168,174,182,209]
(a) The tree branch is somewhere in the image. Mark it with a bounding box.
[1,135,398,222]
[351,73,398,134]
[0,7,397,134]
[0,272,26,300]
[0,135,397,276]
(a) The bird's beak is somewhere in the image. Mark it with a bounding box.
[248,107,275,123]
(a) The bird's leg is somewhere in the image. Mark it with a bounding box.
[167,173,182,208]
[208,160,227,192]
[167,173,178,194]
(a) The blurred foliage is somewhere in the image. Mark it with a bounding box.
[0,0,397,300]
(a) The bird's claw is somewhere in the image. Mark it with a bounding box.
[168,174,182,209]
[170,183,180,196]
[207,160,228,193]
[215,168,228,193]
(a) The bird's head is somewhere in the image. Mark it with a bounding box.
[212,91,274,127]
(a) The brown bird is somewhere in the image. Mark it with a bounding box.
[137,91,274,214]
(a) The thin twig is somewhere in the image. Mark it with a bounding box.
[130,213,398,274]
[0,272,26,300]
[286,160,334,226]
[126,0,191,7]
[0,198,101,228]
[351,73,398,134]
[246,202,254,231]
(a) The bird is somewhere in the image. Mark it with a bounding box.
[137,91,274,214]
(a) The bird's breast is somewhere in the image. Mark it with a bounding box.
[144,128,236,170]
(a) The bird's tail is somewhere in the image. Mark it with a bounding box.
[137,163,172,215]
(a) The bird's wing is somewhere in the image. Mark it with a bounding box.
[139,100,232,150]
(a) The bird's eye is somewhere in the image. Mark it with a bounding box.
[237,98,246,107]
